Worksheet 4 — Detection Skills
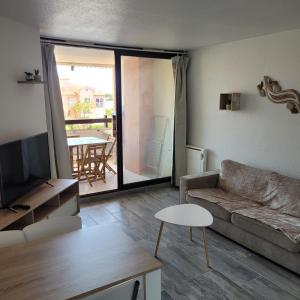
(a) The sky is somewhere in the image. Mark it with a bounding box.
[57,65,113,94]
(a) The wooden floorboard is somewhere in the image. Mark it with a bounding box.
[80,187,300,300]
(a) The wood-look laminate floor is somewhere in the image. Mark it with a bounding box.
[80,187,300,300]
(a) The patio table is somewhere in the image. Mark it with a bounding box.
[67,136,109,147]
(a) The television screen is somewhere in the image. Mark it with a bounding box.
[0,133,51,208]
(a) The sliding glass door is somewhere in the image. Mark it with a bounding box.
[55,43,175,194]
[117,53,175,186]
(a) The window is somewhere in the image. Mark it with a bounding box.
[95,97,104,108]
[84,97,91,103]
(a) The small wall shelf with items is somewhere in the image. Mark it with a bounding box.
[17,69,46,84]
[17,80,47,84]
[220,93,240,111]
[0,179,79,231]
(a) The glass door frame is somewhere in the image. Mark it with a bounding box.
[114,49,175,190]
[44,36,177,196]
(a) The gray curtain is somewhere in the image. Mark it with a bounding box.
[41,44,72,179]
[172,55,189,186]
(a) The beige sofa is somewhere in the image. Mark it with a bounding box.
[180,160,300,274]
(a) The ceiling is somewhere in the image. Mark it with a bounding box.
[1,0,300,50]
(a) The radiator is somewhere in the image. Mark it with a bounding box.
[186,145,207,175]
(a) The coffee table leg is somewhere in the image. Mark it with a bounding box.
[202,227,210,267]
[190,227,193,241]
[154,221,164,258]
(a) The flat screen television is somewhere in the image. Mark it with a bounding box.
[0,133,51,208]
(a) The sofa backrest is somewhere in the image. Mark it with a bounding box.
[268,173,300,218]
[218,160,277,204]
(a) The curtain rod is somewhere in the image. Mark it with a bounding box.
[40,36,187,55]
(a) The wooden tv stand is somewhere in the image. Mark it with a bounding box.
[0,179,79,230]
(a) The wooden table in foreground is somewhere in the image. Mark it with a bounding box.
[0,225,162,300]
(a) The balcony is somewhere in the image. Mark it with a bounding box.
[66,116,152,196]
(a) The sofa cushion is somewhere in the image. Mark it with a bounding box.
[218,160,277,204]
[267,173,300,218]
[187,188,261,221]
[232,207,300,248]
[187,193,231,221]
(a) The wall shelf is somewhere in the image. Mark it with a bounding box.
[17,80,47,84]
[220,93,240,111]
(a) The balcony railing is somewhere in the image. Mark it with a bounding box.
[65,115,116,136]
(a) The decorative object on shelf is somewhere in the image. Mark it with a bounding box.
[18,69,46,84]
[220,93,240,111]
[257,76,300,114]
[24,72,34,81]
[34,69,41,81]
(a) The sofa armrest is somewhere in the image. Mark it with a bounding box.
[180,170,220,203]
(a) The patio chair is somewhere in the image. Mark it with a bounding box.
[105,136,117,174]
[77,144,107,187]
[67,135,81,177]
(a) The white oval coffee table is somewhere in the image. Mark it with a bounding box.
[154,204,213,267]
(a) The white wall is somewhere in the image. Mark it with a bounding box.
[188,29,300,178]
[0,17,46,144]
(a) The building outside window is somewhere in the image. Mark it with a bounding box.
[68,98,77,107]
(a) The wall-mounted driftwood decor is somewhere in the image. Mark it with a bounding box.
[257,76,300,114]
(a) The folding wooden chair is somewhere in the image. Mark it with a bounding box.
[77,144,106,187]
[105,137,117,174]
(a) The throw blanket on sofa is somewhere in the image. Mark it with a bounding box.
[235,207,300,243]
[218,160,300,243]
[188,187,300,243]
